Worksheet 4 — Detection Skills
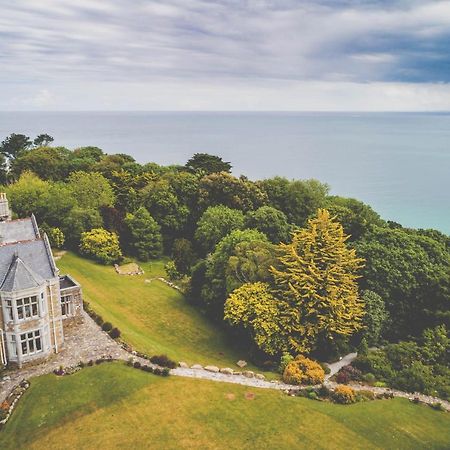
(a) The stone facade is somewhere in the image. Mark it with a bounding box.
[0,194,83,368]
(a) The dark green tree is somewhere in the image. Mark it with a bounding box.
[33,134,54,147]
[125,207,162,260]
[0,133,32,160]
[185,153,231,174]
[245,206,291,243]
[172,238,196,274]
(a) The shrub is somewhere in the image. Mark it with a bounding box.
[279,352,294,374]
[109,328,121,339]
[153,367,162,376]
[94,315,104,326]
[161,367,170,377]
[319,362,331,375]
[102,322,113,332]
[149,354,177,369]
[283,355,325,385]
[79,361,85,368]
[431,402,445,412]
[356,390,376,401]
[308,391,319,400]
[363,373,376,384]
[142,365,153,373]
[352,351,394,381]
[374,381,387,388]
[317,384,331,398]
[79,228,122,264]
[335,365,362,384]
[133,361,141,369]
[332,385,356,404]
[87,360,94,366]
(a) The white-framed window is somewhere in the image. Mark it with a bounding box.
[5,299,13,321]
[60,294,72,317]
[20,329,42,356]
[17,296,39,320]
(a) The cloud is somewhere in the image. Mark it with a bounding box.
[0,0,449,110]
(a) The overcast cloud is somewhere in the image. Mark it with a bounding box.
[1,0,450,110]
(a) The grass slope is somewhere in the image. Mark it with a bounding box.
[1,363,449,450]
[57,252,260,370]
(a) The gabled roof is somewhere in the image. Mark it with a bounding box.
[0,255,45,292]
[0,239,57,292]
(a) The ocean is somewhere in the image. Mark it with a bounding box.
[0,111,449,234]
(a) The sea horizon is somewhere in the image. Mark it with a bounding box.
[1,110,449,234]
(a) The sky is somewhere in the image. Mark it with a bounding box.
[1,0,450,111]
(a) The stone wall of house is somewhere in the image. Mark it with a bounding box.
[61,285,84,330]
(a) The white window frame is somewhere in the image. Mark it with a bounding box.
[20,329,43,356]
[16,295,39,321]
[60,294,72,317]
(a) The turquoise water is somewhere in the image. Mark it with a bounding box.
[0,112,449,233]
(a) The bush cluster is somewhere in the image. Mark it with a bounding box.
[83,301,121,340]
[283,355,325,385]
[127,360,170,377]
[149,354,177,369]
[332,385,356,404]
[335,365,362,384]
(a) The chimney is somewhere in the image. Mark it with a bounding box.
[0,193,11,221]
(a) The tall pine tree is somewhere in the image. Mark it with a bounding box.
[270,209,365,354]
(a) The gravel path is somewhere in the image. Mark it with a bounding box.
[325,352,357,380]
[1,314,449,412]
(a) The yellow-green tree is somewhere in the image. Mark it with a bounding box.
[224,282,286,355]
[271,209,365,353]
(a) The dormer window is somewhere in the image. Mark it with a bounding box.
[17,295,39,320]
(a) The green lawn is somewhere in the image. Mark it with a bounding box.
[1,363,449,450]
[57,252,266,372]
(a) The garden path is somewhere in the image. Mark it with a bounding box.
[325,352,357,380]
[1,314,449,412]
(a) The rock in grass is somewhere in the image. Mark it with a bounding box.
[236,360,247,368]
[191,364,203,370]
[178,362,188,368]
[204,365,220,373]
[255,374,265,380]
[220,368,234,375]
[243,371,255,378]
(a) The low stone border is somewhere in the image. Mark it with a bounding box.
[156,277,183,292]
[0,380,30,429]
[114,263,144,276]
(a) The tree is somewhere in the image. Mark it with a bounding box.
[79,228,122,264]
[33,134,54,147]
[198,172,267,212]
[67,171,115,210]
[172,238,196,274]
[48,227,65,248]
[245,206,291,243]
[0,133,32,160]
[325,196,384,240]
[224,282,286,355]
[11,146,70,180]
[201,229,268,317]
[185,153,232,174]
[225,240,277,294]
[354,226,450,338]
[195,205,245,253]
[259,177,329,226]
[62,207,103,247]
[421,325,449,366]
[270,209,365,354]
[360,290,389,345]
[125,207,162,260]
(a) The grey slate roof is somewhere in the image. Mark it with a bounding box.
[0,239,57,292]
[0,216,40,246]
[1,255,45,291]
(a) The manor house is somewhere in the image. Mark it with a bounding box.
[0,193,83,367]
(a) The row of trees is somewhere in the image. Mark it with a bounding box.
[1,133,449,361]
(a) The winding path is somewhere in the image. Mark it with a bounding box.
[325,352,357,380]
[1,313,449,412]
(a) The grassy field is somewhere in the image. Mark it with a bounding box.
[1,363,449,450]
[57,252,265,371]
